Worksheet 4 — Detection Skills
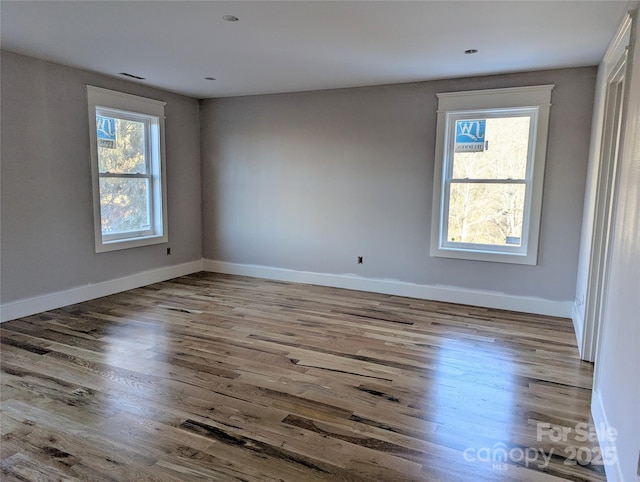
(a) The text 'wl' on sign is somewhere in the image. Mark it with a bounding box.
[97,115,116,149]
[455,119,485,152]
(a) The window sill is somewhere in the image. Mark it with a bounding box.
[430,245,538,265]
[95,233,167,253]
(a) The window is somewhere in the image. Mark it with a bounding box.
[431,85,553,265]
[87,86,168,252]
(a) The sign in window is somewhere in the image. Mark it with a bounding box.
[96,115,116,148]
[455,119,486,153]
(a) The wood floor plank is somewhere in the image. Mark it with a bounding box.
[1,272,605,481]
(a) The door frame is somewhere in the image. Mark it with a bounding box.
[580,11,636,362]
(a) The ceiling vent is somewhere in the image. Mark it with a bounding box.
[119,72,146,80]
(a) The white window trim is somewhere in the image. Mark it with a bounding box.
[431,85,554,265]
[87,86,168,253]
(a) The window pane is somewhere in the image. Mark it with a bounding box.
[99,178,150,235]
[452,116,530,180]
[447,183,525,246]
[97,116,147,174]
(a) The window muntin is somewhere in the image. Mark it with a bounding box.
[431,85,553,265]
[87,86,167,253]
[442,110,537,252]
[97,111,154,241]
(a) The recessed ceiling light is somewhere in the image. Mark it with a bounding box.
[223,15,239,22]
[464,49,478,55]
[205,77,216,81]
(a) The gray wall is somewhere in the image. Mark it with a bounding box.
[1,53,595,305]
[201,67,596,302]
[0,51,202,303]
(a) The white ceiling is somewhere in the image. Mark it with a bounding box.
[0,1,632,99]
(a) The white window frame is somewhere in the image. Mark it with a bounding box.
[431,85,554,265]
[87,86,168,253]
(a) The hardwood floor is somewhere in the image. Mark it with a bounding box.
[1,272,605,481]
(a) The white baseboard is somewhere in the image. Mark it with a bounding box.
[1,258,573,323]
[0,259,204,323]
[591,389,622,482]
[572,302,585,358]
[203,259,572,318]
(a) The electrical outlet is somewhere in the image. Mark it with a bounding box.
[167,247,171,255]
[357,256,363,264]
